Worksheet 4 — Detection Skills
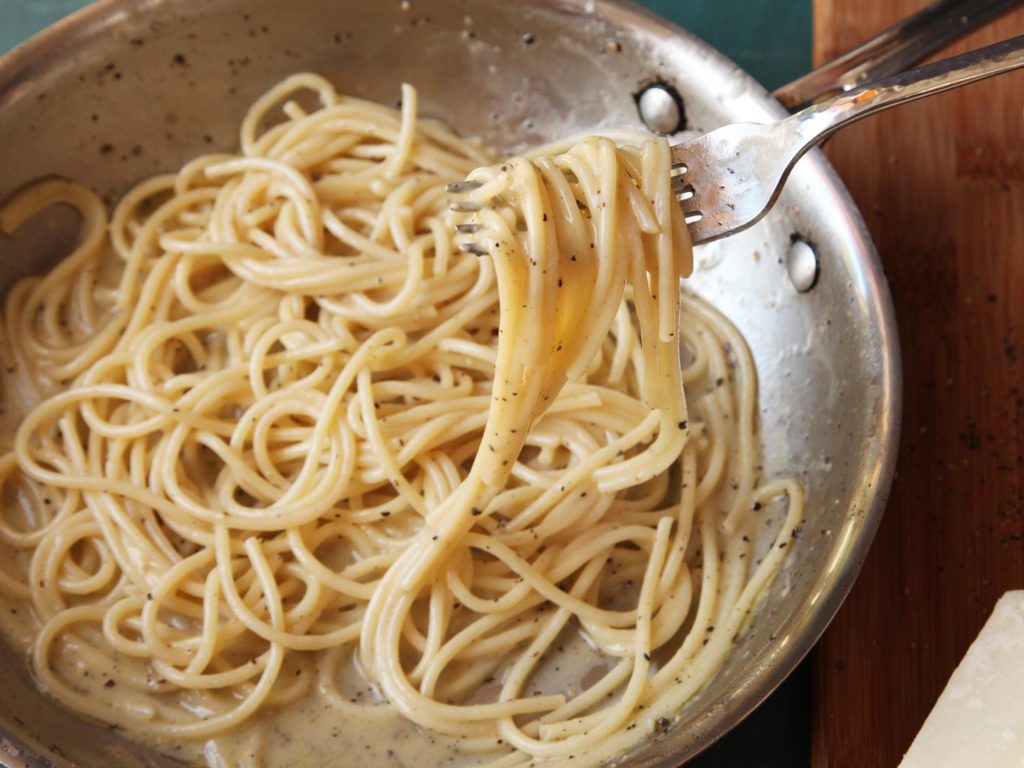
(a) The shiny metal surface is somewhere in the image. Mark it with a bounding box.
[671,34,1024,245]
[636,83,686,135]
[773,0,1024,109]
[0,1,901,766]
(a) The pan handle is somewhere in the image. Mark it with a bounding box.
[773,0,1024,110]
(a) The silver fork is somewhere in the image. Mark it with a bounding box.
[449,34,1024,250]
[674,34,1024,245]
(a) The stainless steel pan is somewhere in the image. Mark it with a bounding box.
[0,1,900,765]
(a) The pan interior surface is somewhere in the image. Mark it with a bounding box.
[0,1,898,766]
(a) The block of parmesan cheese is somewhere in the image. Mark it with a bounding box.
[899,591,1024,767]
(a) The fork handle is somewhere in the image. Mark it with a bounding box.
[791,34,1024,148]
[774,0,1024,109]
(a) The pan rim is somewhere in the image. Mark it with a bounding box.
[0,1,902,765]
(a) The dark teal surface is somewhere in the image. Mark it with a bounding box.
[643,0,812,89]
[0,0,92,55]
[0,1,813,766]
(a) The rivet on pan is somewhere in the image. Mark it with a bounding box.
[635,82,687,136]
[786,236,820,293]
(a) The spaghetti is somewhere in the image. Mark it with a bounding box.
[0,73,802,767]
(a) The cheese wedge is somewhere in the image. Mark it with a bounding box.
[900,591,1024,767]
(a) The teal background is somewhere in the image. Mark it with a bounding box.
[647,0,812,88]
[0,1,813,766]
[0,0,811,89]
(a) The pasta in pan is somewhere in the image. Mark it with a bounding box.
[0,74,801,767]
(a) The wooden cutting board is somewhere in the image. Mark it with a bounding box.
[811,2,1024,765]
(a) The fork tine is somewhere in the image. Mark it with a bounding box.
[680,191,703,210]
[446,180,483,194]
[449,179,487,250]
[671,176,694,195]
[459,242,489,256]
[669,164,689,189]
[680,199,701,217]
